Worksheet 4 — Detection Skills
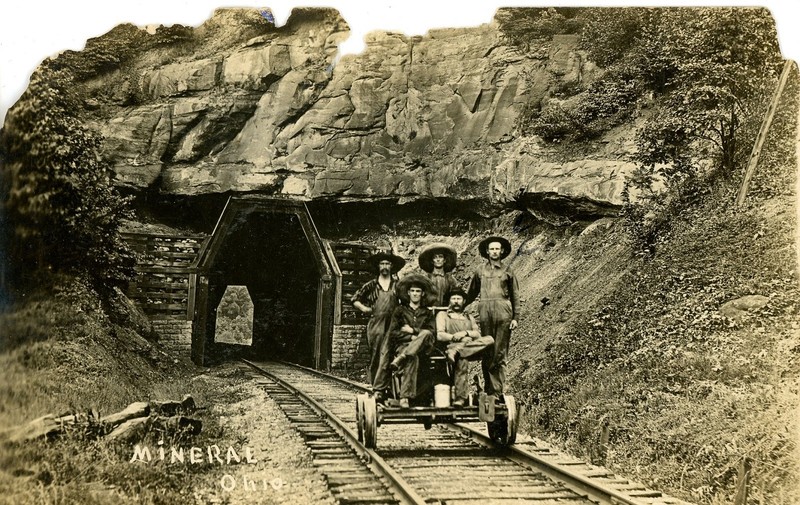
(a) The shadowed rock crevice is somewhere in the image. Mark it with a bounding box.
[308,198,503,240]
[514,192,621,227]
[187,96,263,159]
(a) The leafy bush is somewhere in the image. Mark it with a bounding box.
[152,24,195,46]
[1,65,135,295]
[607,8,781,251]
[496,7,582,50]
[49,24,150,80]
[47,22,203,82]
[526,64,643,142]
[526,103,575,142]
[578,8,649,67]
[626,63,795,253]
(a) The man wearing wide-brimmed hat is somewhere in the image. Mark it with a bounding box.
[465,236,519,398]
[386,273,436,408]
[351,249,406,401]
[436,287,495,406]
[418,242,459,308]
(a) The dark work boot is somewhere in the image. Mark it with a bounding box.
[389,354,407,372]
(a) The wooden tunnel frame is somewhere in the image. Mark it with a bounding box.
[190,196,340,369]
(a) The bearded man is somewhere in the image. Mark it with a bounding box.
[435,288,494,406]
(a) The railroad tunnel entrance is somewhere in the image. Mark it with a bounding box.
[191,197,335,367]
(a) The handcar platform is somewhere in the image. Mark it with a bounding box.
[356,392,519,449]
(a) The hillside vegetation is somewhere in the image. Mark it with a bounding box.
[509,66,799,504]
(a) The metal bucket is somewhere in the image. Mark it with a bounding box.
[434,384,451,408]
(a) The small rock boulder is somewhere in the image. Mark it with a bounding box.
[720,295,769,319]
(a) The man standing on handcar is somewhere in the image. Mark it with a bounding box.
[418,242,459,310]
[465,236,519,400]
[351,249,405,404]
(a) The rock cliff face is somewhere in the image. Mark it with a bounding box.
[94,8,635,221]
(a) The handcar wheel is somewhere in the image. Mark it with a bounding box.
[504,395,518,445]
[363,395,378,449]
[355,395,366,442]
[487,416,508,445]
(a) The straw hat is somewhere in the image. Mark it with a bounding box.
[396,273,436,306]
[418,242,457,273]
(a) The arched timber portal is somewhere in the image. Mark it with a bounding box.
[191,197,337,368]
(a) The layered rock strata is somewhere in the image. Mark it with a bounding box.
[95,9,634,220]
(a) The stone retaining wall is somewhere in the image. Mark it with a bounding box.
[331,324,369,372]
[152,319,193,353]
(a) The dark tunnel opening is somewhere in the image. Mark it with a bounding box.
[206,210,318,366]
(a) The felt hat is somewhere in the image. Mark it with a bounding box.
[396,273,435,306]
[478,236,512,260]
[418,242,457,273]
[367,249,406,273]
[445,287,468,302]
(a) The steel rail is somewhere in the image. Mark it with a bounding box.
[241,359,427,505]
[453,423,649,505]
[271,359,662,505]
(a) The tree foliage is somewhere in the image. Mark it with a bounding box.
[48,24,152,80]
[498,7,783,249]
[1,65,135,294]
[626,8,782,250]
[524,63,644,142]
[578,8,650,68]
[495,8,581,51]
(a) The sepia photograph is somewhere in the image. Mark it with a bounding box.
[1,1,798,504]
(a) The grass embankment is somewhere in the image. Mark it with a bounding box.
[0,276,276,504]
[514,72,800,504]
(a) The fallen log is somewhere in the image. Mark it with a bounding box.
[106,417,151,442]
[105,415,202,442]
[56,412,91,425]
[100,402,150,427]
[4,414,60,443]
[152,415,202,436]
[2,395,200,444]
[3,412,97,442]
[181,394,196,412]
[150,395,196,417]
[174,415,201,435]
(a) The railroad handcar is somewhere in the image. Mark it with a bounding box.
[355,352,519,449]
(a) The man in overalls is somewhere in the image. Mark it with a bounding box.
[418,242,459,309]
[386,274,436,408]
[352,249,405,403]
[465,236,519,398]
[435,287,495,406]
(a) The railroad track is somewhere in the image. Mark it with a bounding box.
[241,359,693,505]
